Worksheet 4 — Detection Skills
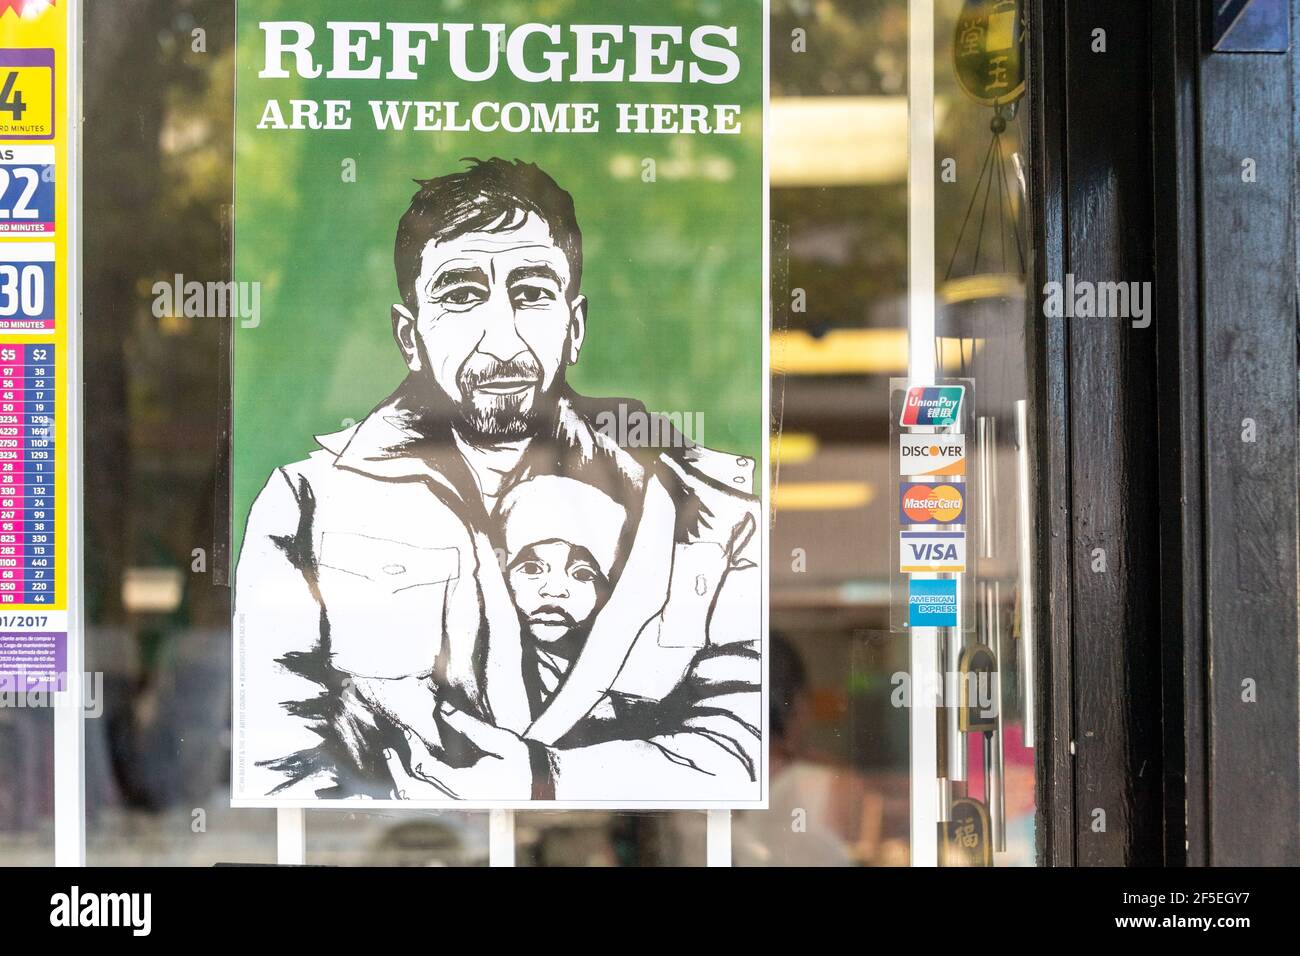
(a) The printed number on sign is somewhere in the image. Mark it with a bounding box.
[0,167,41,220]
[0,264,43,317]
[0,73,26,123]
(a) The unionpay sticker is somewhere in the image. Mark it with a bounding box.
[900,385,965,427]
[900,482,967,526]
[900,434,966,477]
[908,579,958,627]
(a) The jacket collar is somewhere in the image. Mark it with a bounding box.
[315,376,649,507]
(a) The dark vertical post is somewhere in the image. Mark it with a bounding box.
[1026,0,1075,868]
[1196,0,1300,866]
[1064,1,1165,867]
[1030,0,1168,865]
[1152,0,1207,869]
[1033,0,1299,867]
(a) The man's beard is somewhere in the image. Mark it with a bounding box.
[452,355,562,442]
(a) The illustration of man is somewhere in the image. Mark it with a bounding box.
[235,158,761,803]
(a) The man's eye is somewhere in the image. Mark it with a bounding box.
[517,561,545,576]
[571,566,597,583]
[435,285,488,306]
[510,284,557,307]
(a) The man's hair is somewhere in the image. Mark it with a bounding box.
[394,158,583,311]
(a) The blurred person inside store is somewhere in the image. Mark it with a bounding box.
[733,633,859,866]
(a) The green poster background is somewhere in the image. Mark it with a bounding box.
[233,0,765,551]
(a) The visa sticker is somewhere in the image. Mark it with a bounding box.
[900,532,967,573]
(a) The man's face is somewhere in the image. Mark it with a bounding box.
[506,541,607,644]
[393,213,586,441]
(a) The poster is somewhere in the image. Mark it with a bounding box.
[0,1,75,699]
[231,0,768,808]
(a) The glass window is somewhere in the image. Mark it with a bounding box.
[0,0,1042,868]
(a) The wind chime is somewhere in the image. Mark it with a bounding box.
[936,0,1028,869]
[945,0,1028,344]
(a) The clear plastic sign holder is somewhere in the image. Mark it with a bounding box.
[891,376,976,862]
[889,377,976,635]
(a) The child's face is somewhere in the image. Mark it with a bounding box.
[507,541,607,643]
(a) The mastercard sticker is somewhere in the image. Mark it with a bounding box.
[899,482,967,526]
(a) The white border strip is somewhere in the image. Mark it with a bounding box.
[488,809,516,866]
[54,0,86,869]
[907,0,940,868]
[276,807,305,864]
[706,809,732,867]
[758,0,772,819]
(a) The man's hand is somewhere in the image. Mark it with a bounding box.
[344,674,442,750]
[384,705,533,801]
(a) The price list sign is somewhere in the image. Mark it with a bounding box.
[0,340,57,689]
[0,3,75,700]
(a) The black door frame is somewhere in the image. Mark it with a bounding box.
[1026,0,1300,866]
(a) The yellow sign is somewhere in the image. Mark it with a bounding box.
[0,0,72,692]
[0,56,55,139]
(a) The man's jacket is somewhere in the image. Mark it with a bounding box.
[234,377,762,803]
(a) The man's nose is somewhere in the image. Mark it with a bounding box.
[475,292,530,363]
[539,575,569,599]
